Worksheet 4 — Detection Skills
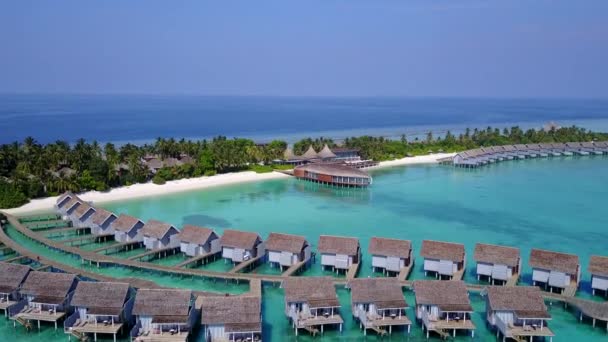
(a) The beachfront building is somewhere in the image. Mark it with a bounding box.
[219,229,265,264]
[12,271,78,330]
[589,255,608,296]
[368,237,413,277]
[140,220,180,250]
[86,208,118,236]
[111,214,145,243]
[332,147,361,161]
[283,277,343,335]
[131,289,197,341]
[294,163,372,187]
[66,281,133,342]
[420,240,466,280]
[177,225,220,257]
[349,278,411,336]
[529,248,580,295]
[265,232,311,270]
[318,235,360,273]
[70,202,96,228]
[485,286,554,342]
[200,294,262,342]
[413,280,476,339]
[473,243,521,285]
[0,263,31,317]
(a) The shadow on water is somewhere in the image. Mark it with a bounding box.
[181,214,232,228]
[293,181,371,205]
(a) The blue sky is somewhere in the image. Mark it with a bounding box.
[1,0,607,97]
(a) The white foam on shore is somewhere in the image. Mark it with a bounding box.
[2,153,455,215]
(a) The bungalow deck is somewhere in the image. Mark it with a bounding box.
[133,331,189,342]
[70,321,123,342]
[12,309,66,330]
[295,313,344,333]
[502,324,554,341]
[228,255,263,273]
[364,315,412,336]
[423,316,476,339]
[0,299,18,317]
[174,250,220,268]
[127,246,179,261]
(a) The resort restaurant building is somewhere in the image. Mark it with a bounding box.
[368,237,412,275]
[200,294,262,342]
[349,278,411,335]
[140,220,180,250]
[485,286,554,342]
[86,208,118,236]
[318,235,360,273]
[420,240,466,280]
[0,263,31,317]
[219,229,265,264]
[413,280,476,338]
[473,243,521,285]
[70,202,96,228]
[110,214,145,243]
[589,255,608,296]
[67,281,133,342]
[264,232,311,269]
[131,289,196,341]
[529,248,580,293]
[294,163,372,187]
[283,277,344,335]
[14,271,78,329]
[177,225,220,257]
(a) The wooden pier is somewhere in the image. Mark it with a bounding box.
[92,240,143,254]
[174,251,220,268]
[44,226,90,238]
[282,258,310,277]
[397,262,413,281]
[59,233,114,246]
[346,262,360,280]
[127,246,179,261]
[228,255,263,273]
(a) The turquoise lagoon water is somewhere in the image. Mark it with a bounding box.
[3,156,608,341]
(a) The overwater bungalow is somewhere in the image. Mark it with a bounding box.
[111,214,145,243]
[264,232,311,269]
[283,277,343,335]
[219,229,265,264]
[420,240,466,280]
[318,235,360,273]
[66,281,133,342]
[565,142,588,155]
[349,278,411,336]
[131,289,196,341]
[529,248,580,295]
[589,255,608,296]
[141,220,180,250]
[368,237,413,277]
[70,202,96,228]
[485,286,554,342]
[0,263,31,317]
[12,271,78,330]
[413,280,476,339]
[200,294,262,342]
[473,243,521,285]
[55,192,77,213]
[87,208,118,236]
[177,225,220,257]
[61,197,83,220]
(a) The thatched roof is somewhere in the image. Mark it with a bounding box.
[141,220,178,239]
[589,255,608,277]
[420,240,465,262]
[302,146,319,160]
[265,233,308,254]
[219,229,261,250]
[529,248,579,274]
[0,262,31,294]
[177,225,218,245]
[486,286,550,319]
[317,144,337,159]
[283,277,339,308]
[90,208,116,226]
[200,295,261,333]
[349,278,407,309]
[111,214,143,232]
[368,237,412,258]
[133,289,192,317]
[413,280,472,312]
[71,281,130,316]
[283,148,300,161]
[473,243,520,267]
[20,271,77,304]
[296,163,371,179]
[318,235,359,256]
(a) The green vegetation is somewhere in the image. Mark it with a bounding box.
[0,125,606,208]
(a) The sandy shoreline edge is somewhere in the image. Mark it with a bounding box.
[2,153,455,215]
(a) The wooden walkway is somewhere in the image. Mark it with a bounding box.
[506,272,520,286]
[346,262,360,280]
[44,226,90,237]
[127,246,179,261]
[282,258,310,277]
[60,233,114,246]
[229,256,263,273]
[3,255,28,263]
[175,251,220,268]
[92,240,142,254]
[397,262,414,281]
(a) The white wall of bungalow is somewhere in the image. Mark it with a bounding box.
[71,206,96,228]
[371,254,407,273]
[87,212,118,236]
[321,253,356,270]
[222,243,265,263]
[591,274,608,293]
[180,236,220,257]
[143,228,180,250]
[267,245,311,267]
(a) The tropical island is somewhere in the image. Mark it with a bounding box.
[1,125,607,209]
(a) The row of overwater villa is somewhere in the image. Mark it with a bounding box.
[450,141,608,168]
[44,192,608,340]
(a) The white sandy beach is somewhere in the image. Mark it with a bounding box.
[2,153,455,215]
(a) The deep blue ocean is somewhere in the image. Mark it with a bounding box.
[1,94,608,144]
